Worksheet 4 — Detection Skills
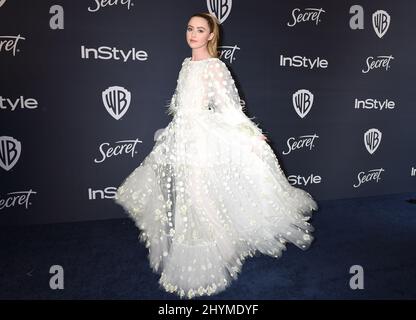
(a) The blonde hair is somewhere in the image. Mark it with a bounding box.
[190,12,220,58]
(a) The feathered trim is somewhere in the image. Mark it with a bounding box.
[238,99,265,136]
[165,93,177,116]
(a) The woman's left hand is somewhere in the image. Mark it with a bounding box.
[259,134,268,142]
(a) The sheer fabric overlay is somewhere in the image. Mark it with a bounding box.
[114,57,318,299]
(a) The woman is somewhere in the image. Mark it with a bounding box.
[114,12,318,299]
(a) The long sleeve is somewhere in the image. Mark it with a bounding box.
[206,60,264,137]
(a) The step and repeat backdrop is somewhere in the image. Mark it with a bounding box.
[1,0,415,225]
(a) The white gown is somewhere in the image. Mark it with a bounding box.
[114,56,318,299]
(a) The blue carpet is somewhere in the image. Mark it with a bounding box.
[1,192,415,299]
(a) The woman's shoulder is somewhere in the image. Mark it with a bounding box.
[206,57,230,73]
[205,57,229,73]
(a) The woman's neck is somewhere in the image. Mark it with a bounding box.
[191,50,212,61]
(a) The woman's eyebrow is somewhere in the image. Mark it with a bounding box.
[187,25,206,30]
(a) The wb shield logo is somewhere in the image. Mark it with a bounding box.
[0,136,21,171]
[372,10,390,38]
[364,128,382,154]
[207,0,232,24]
[102,86,131,120]
[293,89,314,118]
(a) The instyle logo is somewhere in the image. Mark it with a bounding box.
[0,190,37,211]
[207,0,232,24]
[372,10,390,38]
[282,134,319,155]
[364,128,382,155]
[0,136,21,171]
[0,96,39,111]
[353,168,384,188]
[88,187,117,200]
[362,55,394,73]
[88,0,133,12]
[354,98,395,111]
[80,45,148,62]
[293,89,314,118]
[94,139,142,163]
[287,8,326,27]
[0,34,25,56]
[288,173,322,186]
[218,45,240,64]
[102,86,131,120]
[280,54,328,69]
[411,166,416,177]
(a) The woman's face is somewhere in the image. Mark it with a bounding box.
[186,16,214,50]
